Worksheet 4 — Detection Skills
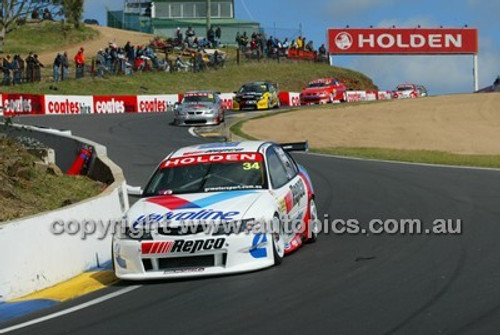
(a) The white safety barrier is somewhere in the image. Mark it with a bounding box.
[0,125,129,301]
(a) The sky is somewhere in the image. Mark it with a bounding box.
[83,0,500,94]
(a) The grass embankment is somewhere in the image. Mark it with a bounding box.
[230,104,500,169]
[2,21,99,55]
[0,137,104,223]
[0,61,378,95]
[310,148,500,169]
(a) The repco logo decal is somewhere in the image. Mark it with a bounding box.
[142,238,226,255]
[173,238,225,253]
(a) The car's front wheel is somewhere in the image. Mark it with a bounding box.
[271,214,285,265]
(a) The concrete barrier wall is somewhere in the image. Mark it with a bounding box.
[0,124,128,301]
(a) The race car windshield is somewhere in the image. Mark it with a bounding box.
[308,82,330,88]
[144,154,267,195]
[239,84,267,93]
[183,95,215,103]
[397,86,414,91]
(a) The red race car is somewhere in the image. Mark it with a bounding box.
[300,78,347,105]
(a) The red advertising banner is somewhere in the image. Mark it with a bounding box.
[93,96,138,114]
[2,94,45,116]
[328,28,478,55]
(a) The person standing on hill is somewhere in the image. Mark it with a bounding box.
[2,55,12,86]
[74,47,85,79]
[26,52,35,82]
[61,51,69,80]
[12,55,21,85]
[33,54,44,82]
[215,26,222,44]
[53,53,63,82]
[207,26,216,47]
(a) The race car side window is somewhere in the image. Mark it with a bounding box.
[274,146,298,180]
[266,147,289,189]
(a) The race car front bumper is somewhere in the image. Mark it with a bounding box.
[174,114,220,126]
[233,98,269,111]
[300,96,330,105]
[113,233,275,280]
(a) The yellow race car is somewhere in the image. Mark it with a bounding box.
[233,82,280,111]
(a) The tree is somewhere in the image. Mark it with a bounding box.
[62,0,83,29]
[0,0,63,53]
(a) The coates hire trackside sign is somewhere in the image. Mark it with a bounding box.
[328,28,478,55]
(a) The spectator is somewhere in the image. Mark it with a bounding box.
[195,51,205,72]
[175,56,189,72]
[318,43,327,61]
[2,55,12,86]
[175,27,183,44]
[53,53,63,82]
[215,26,222,43]
[31,8,39,19]
[33,54,44,82]
[26,52,35,82]
[207,25,216,47]
[240,32,249,49]
[12,55,24,85]
[235,32,241,46]
[74,47,85,79]
[62,51,69,80]
[306,40,314,52]
[42,8,53,20]
[186,26,196,43]
[16,54,25,83]
[295,36,304,50]
[96,49,106,77]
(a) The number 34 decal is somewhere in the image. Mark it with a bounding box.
[243,162,260,170]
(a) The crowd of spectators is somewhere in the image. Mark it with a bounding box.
[236,32,328,61]
[1,25,328,87]
[1,53,45,86]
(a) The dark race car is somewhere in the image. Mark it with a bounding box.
[233,82,280,111]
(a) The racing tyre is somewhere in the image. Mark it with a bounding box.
[306,199,319,243]
[341,92,347,103]
[274,98,280,109]
[272,214,285,265]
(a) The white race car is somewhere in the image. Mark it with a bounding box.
[113,141,318,280]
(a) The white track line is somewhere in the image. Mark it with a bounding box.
[0,285,141,334]
[301,152,500,172]
[188,127,200,138]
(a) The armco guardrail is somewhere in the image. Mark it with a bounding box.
[0,124,129,301]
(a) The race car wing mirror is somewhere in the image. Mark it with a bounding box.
[127,185,143,197]
[280,141,309,153]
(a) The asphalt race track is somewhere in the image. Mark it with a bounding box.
[4,112,500,334]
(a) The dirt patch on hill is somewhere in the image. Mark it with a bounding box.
[38,25,155,64]
[242,93,500,155]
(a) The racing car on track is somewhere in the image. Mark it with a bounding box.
[392,83,419,99]
[113,141,318,280]
[174,91,225,126]
[233,82,280,111]
[300,78,346,105]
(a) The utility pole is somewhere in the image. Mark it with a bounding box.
[207,0,211,34]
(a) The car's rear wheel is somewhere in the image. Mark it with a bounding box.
[271,214,285,265]
[307,199,319,243]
